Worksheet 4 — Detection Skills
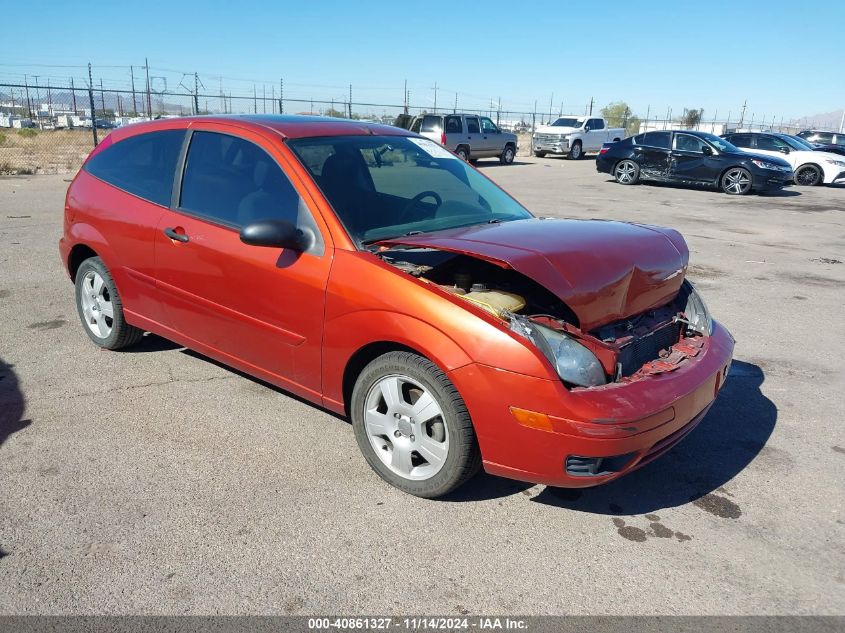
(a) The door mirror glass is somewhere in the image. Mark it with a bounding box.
[779,146,790,154]
[240,219,311,251]
[701,145,713,156]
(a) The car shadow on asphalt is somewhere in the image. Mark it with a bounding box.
[527,360,777,515]
[609,179,803,197]
[0,358,30,448]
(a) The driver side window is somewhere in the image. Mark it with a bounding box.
[674,134,706,152]
[756,135,788,151]
[481,118,499,134]
[179,131,324,253]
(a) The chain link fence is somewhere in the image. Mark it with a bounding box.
[0,78,828,175]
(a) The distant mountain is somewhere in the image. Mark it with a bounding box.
[788,108,844,131]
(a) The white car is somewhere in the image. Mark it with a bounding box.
[533,116,624,159]
[721,132,845,186]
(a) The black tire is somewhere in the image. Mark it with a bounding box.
[500,144,516,165]
[455,146,470,161]
[533,150,547,158]
[74,256,144,350]
[350,351,482,498]
[720,167,753,195]
[613,159,640,185]
[794,164,822,186]
[568,140,583,160]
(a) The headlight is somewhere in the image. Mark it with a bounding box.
[679,280,713,336]
[509,315,606,387]
[751,159,788,171]
[826,159,845,167]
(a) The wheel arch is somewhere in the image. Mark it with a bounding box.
[68,243,99,281]
[795,162,824,183]
[341,341,424,417]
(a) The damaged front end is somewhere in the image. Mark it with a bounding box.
[378,245,713,390]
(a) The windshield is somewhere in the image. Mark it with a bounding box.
[780,134,814,150]
[550,118,582,127]
[696,132,739,153]
[287,135,533,245]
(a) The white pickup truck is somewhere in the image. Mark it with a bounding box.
[532,116,624,159]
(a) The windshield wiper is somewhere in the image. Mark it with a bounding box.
[361,230,425,246]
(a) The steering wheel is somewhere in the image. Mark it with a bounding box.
[399,190,443,223]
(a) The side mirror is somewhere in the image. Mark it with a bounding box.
[779,146,790,154]
[240,219,311,251]
[584,126,591,132]
[701,145,713,156]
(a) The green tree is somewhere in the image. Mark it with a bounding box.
[601,101,641,136]
[324,107,346,118]
[680,108,704,128]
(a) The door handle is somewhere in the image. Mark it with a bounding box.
[164,227,189,243]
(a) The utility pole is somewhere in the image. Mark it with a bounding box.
[24,75,32,118]
[145,58,152,119]
[47,80,52,116]
[130,66,137,115]
[432,81,438,113]
[262,85,266,114]
[453,91,457,114]
[589,97,594,115]
[87,63,98,146]
[253,85,257,114]
[194,72,200,115]
[738,100,747,128]
[279,78,284,114]
[549,93,553,123]
[99,78,105,118]
[70,77,77,114]
[348,84,352,118]
[497,96,501,126]
[403,79,408,114]
[271,85,275,114]
[839,108,845,133]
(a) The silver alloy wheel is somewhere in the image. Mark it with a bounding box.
[79,270,114,339]
[363,374,449,481]
[615,160,637,183]
[795,165,821,186]
[570,143,582,159]
[723,168,751,194]
[503,147,514,163]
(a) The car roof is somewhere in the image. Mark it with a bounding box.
[109,114,414,141]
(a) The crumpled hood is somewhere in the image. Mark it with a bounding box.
[380,218,689,331]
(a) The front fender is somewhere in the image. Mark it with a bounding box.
[321,310,474,411]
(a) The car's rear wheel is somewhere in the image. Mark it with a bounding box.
[455,146,470,161]
[500,144,515,165]
[614,160,640,185]
[795,164,822,186]
[75,257,144,350]
[721,167,753,195]
[350,351,481,498]
[568,141,583,160]
[533,150,547,158]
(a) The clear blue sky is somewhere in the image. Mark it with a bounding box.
[3,0,843,122]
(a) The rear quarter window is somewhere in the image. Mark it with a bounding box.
[421,115,443,133]
[84,130,185,207]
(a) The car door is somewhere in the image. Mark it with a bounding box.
[669,133,721,183]
[753,134,796,168]
[632,131,671,179]
[586,118,605,150]
[464,116,481,157]
[154,124,333,397]
[479,117,502,156]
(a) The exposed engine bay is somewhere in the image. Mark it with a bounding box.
[380,247,709,389]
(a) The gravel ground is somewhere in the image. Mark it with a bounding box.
[0,158,843,615]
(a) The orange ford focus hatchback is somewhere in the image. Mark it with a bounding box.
[60,115,734,497]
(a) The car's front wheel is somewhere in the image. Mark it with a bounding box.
[74,256,144,349]
[795,164,822,186]
[350,351,481,498]
[500,144,515,165]
[568,141,583,160]
[614,160,640,185]
[720,167,753,195]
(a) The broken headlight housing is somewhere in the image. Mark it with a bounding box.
[509,315,606,388]
[679,279,713,335]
